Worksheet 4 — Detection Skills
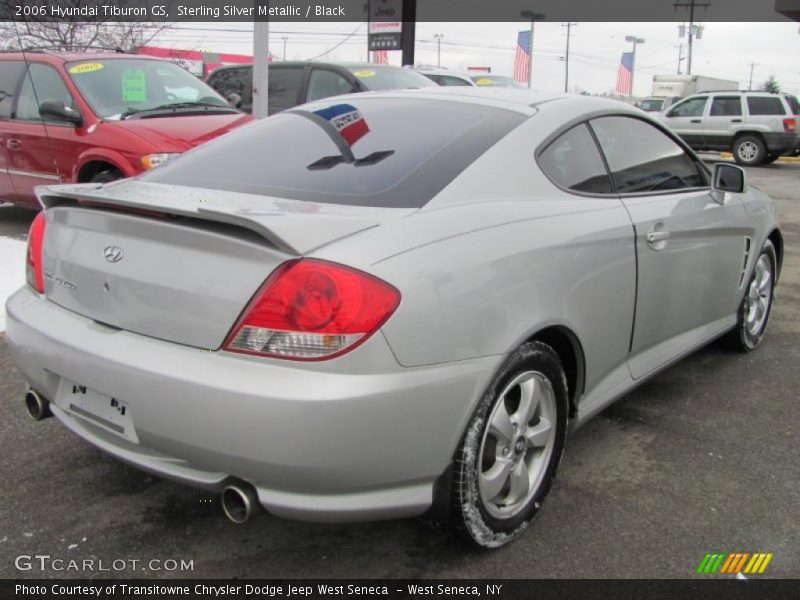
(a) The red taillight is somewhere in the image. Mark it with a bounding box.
[26,212,46,294]
[784,118,797,133]
[223,259,400,360]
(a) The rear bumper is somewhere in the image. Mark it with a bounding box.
[5,288,499,522]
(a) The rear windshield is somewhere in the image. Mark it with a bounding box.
[347,67,435,91]
[142,97,525,208]
[471,75,525,89]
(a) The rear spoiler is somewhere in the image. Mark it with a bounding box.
[36,181,392,256]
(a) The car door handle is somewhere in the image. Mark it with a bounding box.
[731,118,742,123]
[646,230,671,242]
[690,119,702,123]
[6,139,21,150]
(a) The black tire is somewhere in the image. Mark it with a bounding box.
[762,153,780,165]
[724,240,776,352]
[451,341,568,548]
[89,169,122,184]
[732,135,766,166]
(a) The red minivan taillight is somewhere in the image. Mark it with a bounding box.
[26,212,46,294]
[223,259,401,360]
[784,118,797,133]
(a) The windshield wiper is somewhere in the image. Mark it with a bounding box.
[122,102,232,119]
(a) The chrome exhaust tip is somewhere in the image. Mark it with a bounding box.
[221,483,260,524]
[24,389,52,421]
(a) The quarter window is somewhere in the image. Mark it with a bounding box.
[710,96,742,116]
[746,97,786,116]
[16,63,76,121]
[0,61,25,119]
[668,97,707,118]
[539,124,613,194]
[590,116,707,194]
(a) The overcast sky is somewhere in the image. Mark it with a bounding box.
[152,21,800,97]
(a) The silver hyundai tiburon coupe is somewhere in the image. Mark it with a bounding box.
[6,89,782,547]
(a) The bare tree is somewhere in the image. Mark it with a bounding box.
[1,12,170,53]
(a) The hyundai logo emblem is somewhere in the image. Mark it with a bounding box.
[103,246,124,263]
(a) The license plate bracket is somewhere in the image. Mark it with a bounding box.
[57,380,139,443]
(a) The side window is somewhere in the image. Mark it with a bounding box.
[306,69,356,102]
[710,96,742,116]
[268,67,304,109]
[590,116,708,194]
[0,61,25,119]
[207,67,246,97]
[746,97,786,116]
[668,97,707,118]
[16,63,75,121]
[538,123,613,194]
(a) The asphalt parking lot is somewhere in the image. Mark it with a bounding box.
[1,161,798,579]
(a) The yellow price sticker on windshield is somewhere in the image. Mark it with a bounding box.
[353,69,375,78]
[474,78,493,86]
[69,63,104,75]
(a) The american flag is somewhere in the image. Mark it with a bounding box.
[616,52,634,95]
[371,50,388,64]
[312,103,370,146]
[513,30,531,84]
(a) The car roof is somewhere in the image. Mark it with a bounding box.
[0,51,161,62]
[415,68,473,77]
[310,87,641,116]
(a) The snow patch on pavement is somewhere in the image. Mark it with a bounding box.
[0,236,27,332]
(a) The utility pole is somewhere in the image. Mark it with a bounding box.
[674,0,710,75]
[675,43,684,74]
[625,35,645,97]
[521,10,546,89]
[282,36,287,61]
[748,62,757,90]
[433,33,444,68]
[562,22,577,93]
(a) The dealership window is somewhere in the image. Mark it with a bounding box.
[539,124,613,194]
[746,97,786,116]
[590,116,707,193]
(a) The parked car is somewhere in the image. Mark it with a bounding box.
[657,91,800,165]
[206,61,436,114]
[7,89,782,548]
[0,51,252,208]
[415,68,477,87]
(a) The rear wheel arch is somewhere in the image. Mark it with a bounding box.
[524,325,585,419]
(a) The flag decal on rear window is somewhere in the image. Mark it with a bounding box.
[312,103,370,146]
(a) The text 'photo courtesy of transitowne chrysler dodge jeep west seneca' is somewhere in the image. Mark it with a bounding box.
[3,82,783,547]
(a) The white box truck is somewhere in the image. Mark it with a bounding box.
[639,75,738,112]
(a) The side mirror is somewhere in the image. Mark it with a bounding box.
[39,100,83,126]
[710,163,747,204]
[227,93,242,109]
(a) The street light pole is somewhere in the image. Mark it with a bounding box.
[625,35,645,97]
[433,33,444,68]
[252,20,269,118]
[521,10,545,89]
[282,36,287,61]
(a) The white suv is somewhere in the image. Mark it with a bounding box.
[658,91,800,166]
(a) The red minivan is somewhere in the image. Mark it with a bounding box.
[0,52,253,208]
